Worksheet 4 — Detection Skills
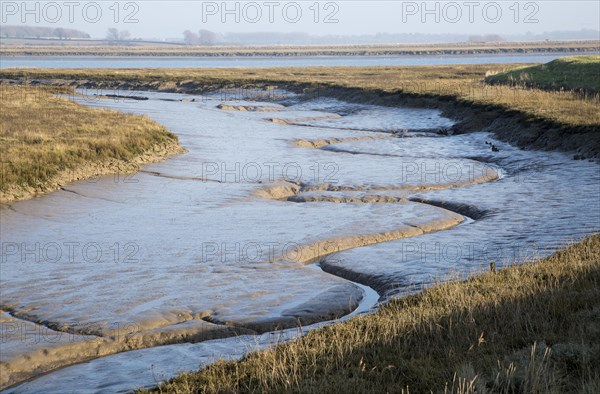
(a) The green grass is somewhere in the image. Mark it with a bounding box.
[142,235,600,393]
[485,55,600,95]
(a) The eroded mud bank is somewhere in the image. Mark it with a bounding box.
[2,75,598,159]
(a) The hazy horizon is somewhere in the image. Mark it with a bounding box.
[1,1,598,42]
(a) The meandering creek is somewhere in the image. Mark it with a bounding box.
[1,89,598,392]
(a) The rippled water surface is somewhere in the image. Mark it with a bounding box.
[2,90,598,393]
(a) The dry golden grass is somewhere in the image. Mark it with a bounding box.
[0,85,181,202]
[143,235,600,393]
[2,60,599,128]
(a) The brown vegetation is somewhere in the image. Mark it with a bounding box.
[143,235,600,393]
[0,85,184,203]
[2,57,598,157]
[1,40,598,57]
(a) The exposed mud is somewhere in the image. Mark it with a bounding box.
[1,86,598,391]
[294,136,385,148]
[217,103,283,112]
[269,114,342,124]
[0,310,253,389]
[3,75,597,158]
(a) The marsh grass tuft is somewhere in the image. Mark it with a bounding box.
[142,235,600,393]
[0,85,182,203]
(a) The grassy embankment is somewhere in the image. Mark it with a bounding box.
[143,235,600,393]
[485,55,600,95]
[1,40,598,57]
[0,86,183,203]
[2,55,599,157]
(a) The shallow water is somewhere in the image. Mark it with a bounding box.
[1,90,598,392]
[319,135,600,296]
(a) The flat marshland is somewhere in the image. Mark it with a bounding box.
[0,85,183,203]
[2,59,599,127]
[1,40,598,57]
[144,235,600,393]
[2,56,599,158]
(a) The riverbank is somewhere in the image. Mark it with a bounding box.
[144,234,600,393]
[0,86,185,203]
[1,40,598,57]
[1,56,598,159]
[1,66,598,391]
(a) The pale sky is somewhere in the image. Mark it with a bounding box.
[1,0,599,39]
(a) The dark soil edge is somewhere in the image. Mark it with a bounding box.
[2,76,599,160]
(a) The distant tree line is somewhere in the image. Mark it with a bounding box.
[106,28,131,42]
[180,30,508,46]
[181,30,310,46]
[468,34,505,43]
[178,29,599,46]
[1,25,90,39]
[182,30,218,45]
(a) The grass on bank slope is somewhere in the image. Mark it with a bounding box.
[485,55,600,95]
[144,235,600,393]
[0,85,182,203]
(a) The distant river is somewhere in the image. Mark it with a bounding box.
[0,52,596,68]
